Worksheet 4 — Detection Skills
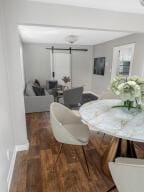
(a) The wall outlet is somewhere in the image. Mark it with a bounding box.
[6,149,10,161]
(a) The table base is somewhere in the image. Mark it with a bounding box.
[101,137,137,176]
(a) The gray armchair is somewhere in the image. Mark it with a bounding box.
[63,87,83,109]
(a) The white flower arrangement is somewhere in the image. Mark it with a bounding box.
[111,76,144,110]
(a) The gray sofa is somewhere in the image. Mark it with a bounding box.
[24,81,54,113]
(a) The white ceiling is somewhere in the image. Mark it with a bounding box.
[29,0,144,14]
[19,25,131,45]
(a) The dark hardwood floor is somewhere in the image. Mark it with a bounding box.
[10,112,144,192]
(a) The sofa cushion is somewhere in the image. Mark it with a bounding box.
[32,86,45,96]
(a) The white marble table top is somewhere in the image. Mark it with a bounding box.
[79,99,144,143]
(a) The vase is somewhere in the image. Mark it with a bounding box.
[64,84,69,90]
[112,99,141,111]
[123,100,134,110]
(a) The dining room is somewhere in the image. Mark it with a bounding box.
[10,25,144,192]
[2,0,144,192]
[11,87,144,192]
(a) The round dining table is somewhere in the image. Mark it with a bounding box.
[79,99,144,175]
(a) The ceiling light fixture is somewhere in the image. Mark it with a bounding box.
[65,35,78,44]
[140,0,144,6]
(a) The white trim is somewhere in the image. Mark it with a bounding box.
[111,43,135,80]
[7,142,29,191]
[15,142,29,152]
[7,147,17,192]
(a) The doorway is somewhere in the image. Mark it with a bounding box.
[111,43,135,79]
[51,51,72,88]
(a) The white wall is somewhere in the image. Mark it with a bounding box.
[23,43,93,91]
[23,43,51,85]
[92,34,144,95]
[3,2,28,147]
[0,1,15,191]
[11,0,144,33]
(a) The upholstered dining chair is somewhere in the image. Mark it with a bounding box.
[63,86,83,109]
[50,102,90,175]
[107,157,144,192]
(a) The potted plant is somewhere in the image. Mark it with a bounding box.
[62,76,71,89]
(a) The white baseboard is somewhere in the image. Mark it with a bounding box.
[15,142,29,152]
[7,142,29,191]
[7,147,17,192]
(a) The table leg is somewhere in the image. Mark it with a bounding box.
[101,137,137,176]
[127,140,137,158]
[101,137,120,176]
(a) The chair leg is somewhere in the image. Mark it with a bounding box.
[55,143,64,166]
[81,146,90,176]
[106,185,116,192]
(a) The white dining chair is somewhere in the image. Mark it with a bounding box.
[50,102,90,175]
[107,157,144,192]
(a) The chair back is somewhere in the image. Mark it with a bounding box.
[109,158,144,192]
[63,87,83,108]
[50,102,80,144]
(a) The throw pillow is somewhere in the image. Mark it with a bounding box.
[32,86,45,96]
[34,79,41,87]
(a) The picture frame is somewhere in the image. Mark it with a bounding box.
[93,57,105,76]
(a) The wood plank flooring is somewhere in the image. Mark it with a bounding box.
[10,112,144,192]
